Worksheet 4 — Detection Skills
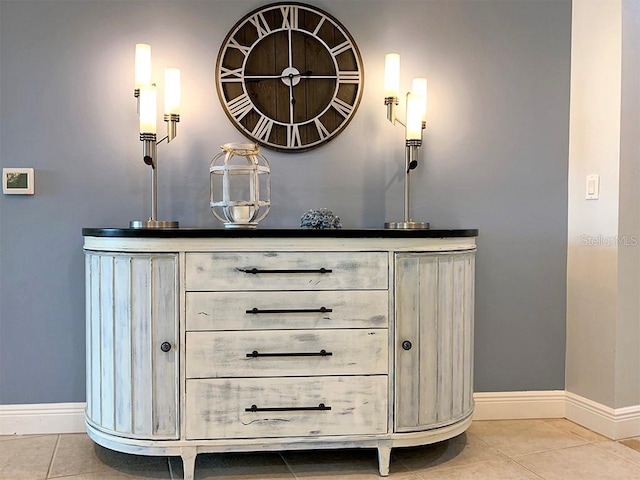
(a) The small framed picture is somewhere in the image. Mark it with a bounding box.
[3,168,34,195]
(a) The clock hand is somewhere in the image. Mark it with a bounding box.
[244,76,280,82]
[245,70,344,84]
[243,71,313,83]
[288,73,296,123]
[298,73,338,79]
[286,70,312,79]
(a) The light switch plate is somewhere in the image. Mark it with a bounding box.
[3,168,34,195]
[586,174,599,200]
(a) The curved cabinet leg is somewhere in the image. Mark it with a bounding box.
[180,447,197,480]
[377,444,391,476]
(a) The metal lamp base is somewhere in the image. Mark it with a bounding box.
[384,221,430,230]
[223,223,258,229]
[130,220,179,229]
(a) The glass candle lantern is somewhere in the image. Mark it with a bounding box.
[210,143,271,229]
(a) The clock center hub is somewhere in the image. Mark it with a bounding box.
[281,67,301,87]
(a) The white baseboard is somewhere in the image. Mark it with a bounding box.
[472,390,640,440]
[566,391,640,440]
[0,403,86,435]
[2,393,639,439]
[473,390,567,420]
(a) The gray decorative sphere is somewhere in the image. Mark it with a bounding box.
[300,209,342,229]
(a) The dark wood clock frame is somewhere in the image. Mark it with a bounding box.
[216,2,364,152]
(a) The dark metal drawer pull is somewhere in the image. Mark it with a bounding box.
[238,268,332,275]
[246,349,332,358]
[246,307,333,314]
[245,403,331,412]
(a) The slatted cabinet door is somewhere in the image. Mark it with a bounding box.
[394,251,475,432]
[85,252,179,439]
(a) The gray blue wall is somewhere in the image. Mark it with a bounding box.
[0,0,571,404]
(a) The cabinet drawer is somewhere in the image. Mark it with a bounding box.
[186,329,388,378]
[186,375,388,439]
[186,290,388,331]
[185,252,388,291]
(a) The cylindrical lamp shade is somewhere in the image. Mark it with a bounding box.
[164,68,180,115]
[411,77,428,123]
[139,85,157,134]
[405,93,423,141]
[384,53,400,98]
[134,43,151,89]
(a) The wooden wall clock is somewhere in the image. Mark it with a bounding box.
[216,2,364,152]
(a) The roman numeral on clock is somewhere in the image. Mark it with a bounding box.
[249,12,271,39]
[330,41,352,57]
[228,38,250,57]
[220,67,243,83]
[252,116,274,142]
[331,97,353,118]
[338,71,360,84]
[287,124,301,148]
[281,5,299,29]
[314,119,330,141]
[228,93,253,120]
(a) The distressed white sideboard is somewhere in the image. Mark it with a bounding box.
[82,228,477,479]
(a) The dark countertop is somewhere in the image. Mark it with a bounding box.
[82,228,478,238]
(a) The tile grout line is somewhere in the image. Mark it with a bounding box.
[45,434,61,479]
[505,456,550,480]
[503,439,601,461]
[506,437,639,472]
[392,451,411,472]
[278,452,299,480]
[167,456,176,480]
[593,441,640,468]
[392,447,435,474]
[507,439,640,479]
[416,458,545,480]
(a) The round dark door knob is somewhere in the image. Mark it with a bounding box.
[402,340,412,351]
[160,342,172,353]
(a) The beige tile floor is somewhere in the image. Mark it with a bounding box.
[2,419,640,479]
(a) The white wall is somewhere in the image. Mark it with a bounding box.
[616,0,640,409]
[566,0,640,409]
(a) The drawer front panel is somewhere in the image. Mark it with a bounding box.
[186,376,388,439]
[186,290,388,331]
[186,329,388,378]
[185,252,388,291]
